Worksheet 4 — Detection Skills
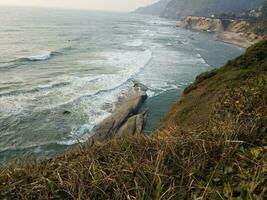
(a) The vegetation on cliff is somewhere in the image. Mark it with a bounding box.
[161,0,264,19]
[0,40,266,199]
[254,0,267,35]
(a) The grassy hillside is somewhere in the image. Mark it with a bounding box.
[0,40,266,199]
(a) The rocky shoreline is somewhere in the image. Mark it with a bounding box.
[87,83,148,144]
[180,16,263,48]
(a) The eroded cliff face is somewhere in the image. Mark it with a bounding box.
[179,16,224,32]
[227,20,250,32]
[220,20,263,47]
[180,16,264,47]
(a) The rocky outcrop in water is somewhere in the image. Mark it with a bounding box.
[88,84,147,144]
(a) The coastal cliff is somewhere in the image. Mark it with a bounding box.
[180,16,264,47]
[135,0,267,48]
[179,16,224,32]
[1,40,266,199]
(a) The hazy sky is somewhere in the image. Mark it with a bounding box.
[0,0,158,11]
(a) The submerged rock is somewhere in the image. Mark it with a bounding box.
[63,110,71,115]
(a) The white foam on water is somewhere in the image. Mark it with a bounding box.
[27,51,52,61]
[57,139,78,146]
[195,53,209,65]
[139,29,156,37]
[66,49,152,141]
[146,90,156,98]
[0,49,152,119]
[103,49,152,76]
[0,49,153,147]
[124,39,143,47]
[196,53,202,58]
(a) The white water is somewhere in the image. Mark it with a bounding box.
[27,52,52,61]
[0,7,244,164]
[124,39,144,47]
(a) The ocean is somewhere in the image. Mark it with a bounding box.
[0,6,244,164]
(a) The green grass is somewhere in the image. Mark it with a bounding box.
[0,40,266,200]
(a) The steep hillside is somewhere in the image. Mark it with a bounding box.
[161,0,264,19]
[254,0,267,35]
[135,0,171,16]
[1,40,266,199]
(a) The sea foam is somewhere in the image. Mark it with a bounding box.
[27,52,52,61]
[124,39,143,47]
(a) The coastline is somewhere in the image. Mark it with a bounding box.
[217,31,263,48]
[89,32,246,139]
[1,40,266,199]
[179,15,264,48]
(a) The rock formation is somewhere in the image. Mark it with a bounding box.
[180,16,264,47]
[180,16,224,32]
[88,84,147,144]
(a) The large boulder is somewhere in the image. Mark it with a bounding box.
[88,89,147,144]
[116,113,145,137]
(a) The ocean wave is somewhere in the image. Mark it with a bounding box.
[57,50,153,145]
[28,52,51,61]
[20,51,55,62]
[5,49,68,64]
[6,52,57,64]
[0,81,70,97]
[0,49,152,119]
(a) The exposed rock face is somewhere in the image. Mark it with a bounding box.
[180,16,263,48]
[226,20,250,33]
[218,31,263,48]
[180,16,224,32]
[88,85,147,144]
[117,113,145,137]
[220,20,263,48]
